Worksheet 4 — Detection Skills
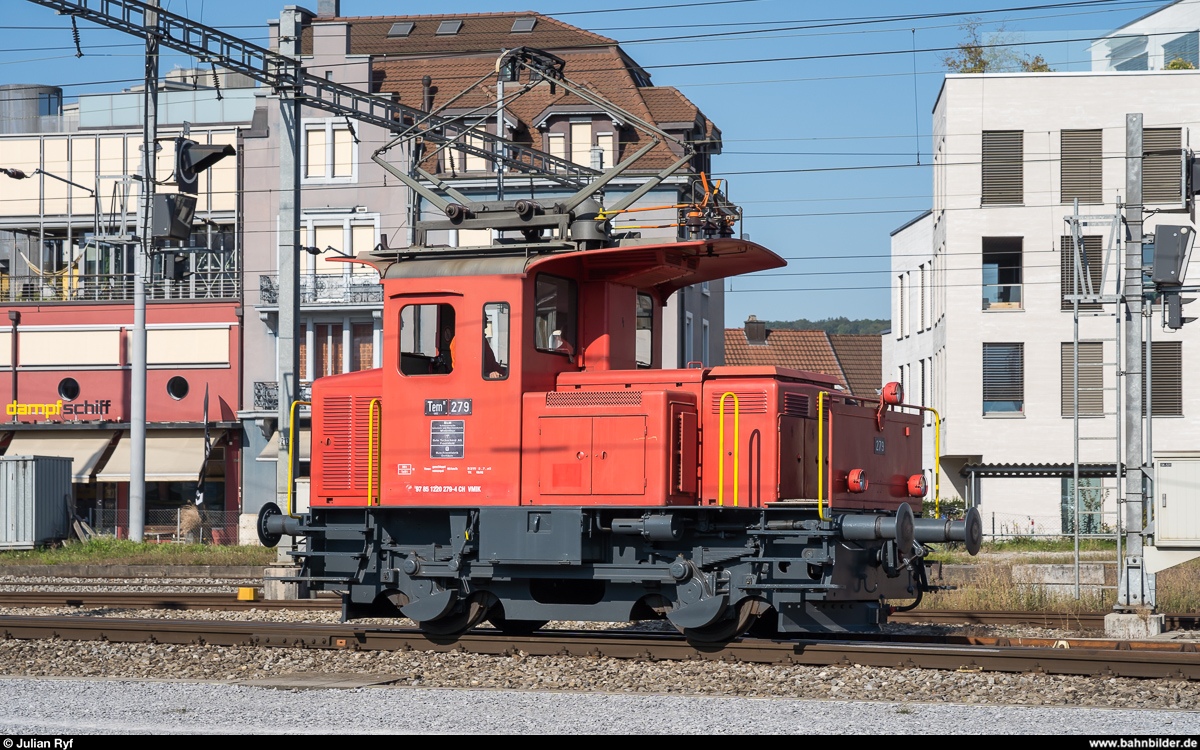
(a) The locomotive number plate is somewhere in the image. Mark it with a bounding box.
[430,419,466,459]
[449,398,472,415]
[425,399,449,416]
[874,438,886,455]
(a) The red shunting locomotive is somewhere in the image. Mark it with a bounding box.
[259,236,980,641]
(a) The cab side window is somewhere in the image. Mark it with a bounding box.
[636,292,654,368]
[534,275,577,356]
[482,302,510,380]
[399,303,455,375]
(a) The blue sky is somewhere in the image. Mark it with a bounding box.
[4,0,1172,324]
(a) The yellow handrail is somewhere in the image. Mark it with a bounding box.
[286,399,311,518]
[924,406,942,518]
[718,391,740,507]
[367,398,382,506]
[817,391,830,521]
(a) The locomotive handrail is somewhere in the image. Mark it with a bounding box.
[718,392,740,507]
[922,406,943,518]
[287,400,311,519]
[367,398,382,507]
[818,391,830,521]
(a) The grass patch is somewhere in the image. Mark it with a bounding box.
[0,538,276,567]
[925,537,1117,565]
[917,558,1200,613]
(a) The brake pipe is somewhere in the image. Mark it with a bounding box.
[287,400,311,519]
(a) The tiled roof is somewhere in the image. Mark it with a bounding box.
[723,328,848,388]
[372,47,696,172]
[303,12,615,57]
[829,334,882,399]
[640,87,701,125]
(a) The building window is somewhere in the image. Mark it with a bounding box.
[982,237,1022,310]
[303,120,356,183]
[1144,341,1183,416]
[1061,341,1103,417]
[596,132,615,170]
[897,275,904,340]
[1163,32,1199,68]
[1060,235,1103,310]
[460,124,490,173]
[702,318,710,367]
[352,323,373,373]
[1144,128,1183,204]
[1061,129,1102,204]
[1112,37,1147,70]
[684,312,694,366]
[919,264,926,329]
[983,342,1023,414]
[570,122,592,166]
[982,130,1023,205]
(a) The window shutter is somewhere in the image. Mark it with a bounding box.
[982,131,1023,205]
[1163,32,1199,68]
[983,343,1023,410]
[1061,342,1103,416]
[1061,129,1102,204]
[1060,235,1104,310]
[1143,128,1182,204]
[1143,341,1183,416]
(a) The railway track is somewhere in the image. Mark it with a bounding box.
[0,590,1192,632]
[0,614,1197,681]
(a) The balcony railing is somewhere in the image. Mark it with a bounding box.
[253,381,312,411]
[260,273,382,306]
[982,283,1022,310]
[2,272,238,302]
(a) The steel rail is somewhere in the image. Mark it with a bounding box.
[0,615,1199,680]
[0,591,1196,632]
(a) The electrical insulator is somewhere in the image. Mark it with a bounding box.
[847,469,868,493]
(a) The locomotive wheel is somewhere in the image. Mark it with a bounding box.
[679,598,763,643]
[482,604,549,633]
[417,593,493,637]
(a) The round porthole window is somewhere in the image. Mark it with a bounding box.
[57,377,80,401]
[167,376,189,401]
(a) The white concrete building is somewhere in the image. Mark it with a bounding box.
[1091,0,1200,71]
[887,69,1200,534]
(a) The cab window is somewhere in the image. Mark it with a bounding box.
[482,302,510,380]
[534,275,577,356]
[636,292,654,368]
[399,303,455,375]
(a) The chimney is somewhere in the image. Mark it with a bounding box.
[422,76,433,112]
[745,315,767,345]
[317,0,340,18]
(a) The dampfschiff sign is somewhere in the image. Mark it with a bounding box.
[430,419,465,459]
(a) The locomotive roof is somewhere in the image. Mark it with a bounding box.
[368,239,784,299]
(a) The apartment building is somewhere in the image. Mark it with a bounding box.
[0,79,253,539]
[886,68,1200,533]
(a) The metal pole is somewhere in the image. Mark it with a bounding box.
[495,76,505,203]
[130,0,160,544]
[1146,297,1154,530]
[1120,113,1152,609]
[1072,198,1081,599]
[275,7,304,552]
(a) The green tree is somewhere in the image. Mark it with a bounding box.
[1166,57,1197,70]
[942,20,1056,73]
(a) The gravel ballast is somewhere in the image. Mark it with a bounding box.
[0,677,1196,734]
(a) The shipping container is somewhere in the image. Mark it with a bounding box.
[0,455,72,550]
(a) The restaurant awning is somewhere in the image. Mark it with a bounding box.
[256,429,312,462]
[96,429,224,482]
[4,431,116,481]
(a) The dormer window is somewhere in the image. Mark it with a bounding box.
[511,17,536,33]
[437,20,462,35]
[387,22,414,38]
